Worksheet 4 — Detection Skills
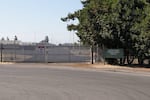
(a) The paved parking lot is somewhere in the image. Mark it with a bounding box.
[0,63,150,100]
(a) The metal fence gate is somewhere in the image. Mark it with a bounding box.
[1,44,91,63]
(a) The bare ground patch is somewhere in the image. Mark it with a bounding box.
[46,63,150,73]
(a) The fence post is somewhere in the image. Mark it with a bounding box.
[44,45,48,63]
[1,43,3,62]
[23,46,25,62]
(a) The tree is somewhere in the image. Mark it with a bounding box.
[62,0,117,47]
[14,35,18,41]
[62,0,150,47]
[7,37,9,41]
[1,37,5,41]
[45,36,49,43]
[62,0,150,65]
[110,0,148,49]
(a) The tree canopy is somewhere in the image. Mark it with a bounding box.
[61,0,150,51]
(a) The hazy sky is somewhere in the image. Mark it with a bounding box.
[0,0,82,44]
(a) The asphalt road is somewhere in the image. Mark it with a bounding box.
[0,63,150,100]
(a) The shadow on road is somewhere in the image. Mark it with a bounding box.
[123,64,150,68]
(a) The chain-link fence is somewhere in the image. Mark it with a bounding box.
[0,44,92,63]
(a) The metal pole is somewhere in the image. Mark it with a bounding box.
[91,45,94,64]
[1,43,3,62]
[14,40,16,59]
[44,45,48,63]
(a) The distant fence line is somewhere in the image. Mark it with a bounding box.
[0,44,98,63]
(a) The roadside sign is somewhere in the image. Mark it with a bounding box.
[38,46,45,48]
[103,49,124,59]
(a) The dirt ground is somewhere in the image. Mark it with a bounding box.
[47,63,150,73]
[0,62,150,73]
